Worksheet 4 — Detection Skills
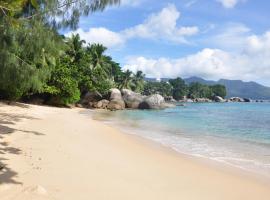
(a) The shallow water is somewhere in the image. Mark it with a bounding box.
[92,102,270,178]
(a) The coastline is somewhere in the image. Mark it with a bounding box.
[0,102,270,200]
[91,109,270,183]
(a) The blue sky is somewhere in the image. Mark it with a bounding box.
[66,0,270,86]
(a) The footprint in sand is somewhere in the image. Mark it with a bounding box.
[23,185,48,196]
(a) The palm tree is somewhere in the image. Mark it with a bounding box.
[87,44,107,69]
[66,34,86,63]
[120,70,133,90]
[87,43,112,80]
[132,70,145,92]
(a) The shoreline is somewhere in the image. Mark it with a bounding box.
[90,109,270,185]
[91,108,270,182]
[1,102,270,199]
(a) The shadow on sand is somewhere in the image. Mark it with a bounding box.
[0,102,44,185]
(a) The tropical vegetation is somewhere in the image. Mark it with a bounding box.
[0,0,118,103]
[144,78,227,100]
[0,1,227,105]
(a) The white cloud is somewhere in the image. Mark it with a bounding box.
[65,28,124,48]
[204,23,251,50]
[217,0,246,8]
[245,31,270,54]
[123,49,240,80]
[66,4,199,47]
[123,4,199,43]
[123,30,270,84]
[177,26,199,36]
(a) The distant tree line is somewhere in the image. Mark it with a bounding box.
[143,77,227,100]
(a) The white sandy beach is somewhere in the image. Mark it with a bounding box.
[0,102,270,200]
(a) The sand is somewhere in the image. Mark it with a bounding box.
[0,102,270,200]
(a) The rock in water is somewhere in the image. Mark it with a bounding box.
[243,98,252,102]
[121,89,144,109]
[230,97,244,102]
[194,98,212,103]
[107,88,125,110]
[139,94,171,109]
[213,96,225,102]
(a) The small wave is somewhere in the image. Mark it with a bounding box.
[92,104,270,178]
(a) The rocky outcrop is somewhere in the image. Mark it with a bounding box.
[243,98,252,102]
[194,98,212,103]
[230,97,244,102]
[95,99,109,109]
[164,96,176,102]
[186,99,194,103]
[255,100,264,103]
[107,100,125,110]
[107,88,125,110]
[213,96,225,102]
[81,91,102,106]
[121,89,144,109]
[81,89,178,110]
[138,94,174,109]
[75,103,83,108]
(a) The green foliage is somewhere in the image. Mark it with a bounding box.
[110,60,122,84]
[131,71,145,93]
[87,44,110,79]
[0,18,62,100]
[210,84,227,98]
[1,0,120,29]
[169,77,188,100]
[188,82,213,99]
[143,78,227,101]
[90,66,114,95]
[44,61,80,105]
[143,81,173,97]
[187,83,227,99]
[0,0,27,18]
[42,34,136,104]
[64,34,93,94]
[1,0,139,104]
[119,70,133,90]
[2,1,227,105]
[42,0,121,29]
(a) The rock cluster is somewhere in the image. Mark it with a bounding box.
[213,96,225,102]
[229,97,244,102]
[107,89,125,110]
[81,88,175,110]
[81,89,258,111]
[139,94,170,109]
[193,98,213,103]
[122,89,144,109]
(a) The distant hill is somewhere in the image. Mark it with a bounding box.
[145,77,270,99]
[185,77,270,99]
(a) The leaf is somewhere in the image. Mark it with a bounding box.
[30,0,38,9]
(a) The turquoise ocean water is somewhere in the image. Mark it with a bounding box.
[93,103,270,177]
